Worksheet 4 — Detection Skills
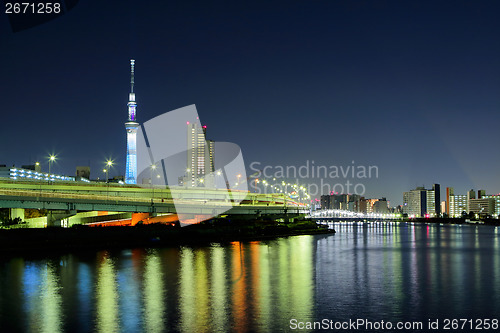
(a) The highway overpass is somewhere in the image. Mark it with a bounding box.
[0,180,308,227]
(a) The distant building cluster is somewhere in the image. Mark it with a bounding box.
[403,184,500,218]
[0,163,126,184]
[320,193,392,214]
[0,164,87,183]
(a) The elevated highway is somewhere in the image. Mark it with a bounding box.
[0,180,308,226]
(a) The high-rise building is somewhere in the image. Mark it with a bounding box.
[373,198,389,214]
[446,187,469,217]
[403,187,427,217]
[403,184,440,217]
[482,195,500,217]
[446,187,454,216]
[433,184,441,215]
[466,189,476,212]
[320,195,331,210]
[125,59,139,184]
[468,198,495,217]
[185,122,215,187]
[22,164,41,172]
[320,193,361,211]
[76,166,90,179]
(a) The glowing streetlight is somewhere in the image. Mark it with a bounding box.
[105,160,114,182]
[34,161,41,180]
[48,155,56,184]
[151,164,157,202]
[48,155,56,173]
[151,164,157,183]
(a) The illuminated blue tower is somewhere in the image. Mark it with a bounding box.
[125,59,139,184]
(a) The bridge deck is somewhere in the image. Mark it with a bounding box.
[0,180,308,215]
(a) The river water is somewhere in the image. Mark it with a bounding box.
[1,222,500,332]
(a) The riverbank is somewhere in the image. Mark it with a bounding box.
[407,217,500,226]
[0,219,334,253]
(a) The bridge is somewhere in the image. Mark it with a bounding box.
[0,180,308,227]
[309,209,401,222]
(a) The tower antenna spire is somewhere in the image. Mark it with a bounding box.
[127,59,137,122]
[130,59,135,93]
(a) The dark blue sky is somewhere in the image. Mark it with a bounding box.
[1,0,499,205]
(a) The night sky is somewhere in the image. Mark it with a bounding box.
[1,0,499,205]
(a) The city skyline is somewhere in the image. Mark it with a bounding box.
[1,1,499,204]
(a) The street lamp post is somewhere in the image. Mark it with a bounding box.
[104,160,113,201]
[35,162,42,197]
[103,168,109,200]
[105,160,113,182]
[215,170,222,188]
[151,164,156,203]
[48,155,56,184]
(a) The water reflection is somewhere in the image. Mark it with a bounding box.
[317,222,500,322]
[117,249,144,332]
[143,250,165,333]
[95,252,120,333]
[76,261,93,333]
[175,238,315,332]
[1,224,500,332]
[178,247,196,332]
[23,261,63,333]
[210,246,229,331]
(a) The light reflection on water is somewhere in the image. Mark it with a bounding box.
[23,261,63,333]
[143,249,165,333]
[0,223,500,332]
[96,252,119,333]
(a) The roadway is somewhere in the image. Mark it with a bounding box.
[0,180,308,216]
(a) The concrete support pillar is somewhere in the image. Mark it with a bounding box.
[47,210,77,227]
[10,208,25,221]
